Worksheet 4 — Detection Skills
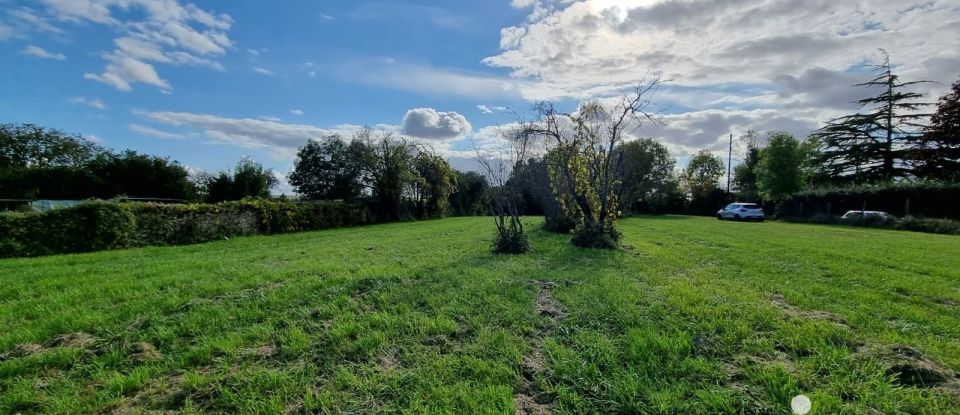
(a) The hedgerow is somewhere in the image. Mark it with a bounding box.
[0,199,371,258]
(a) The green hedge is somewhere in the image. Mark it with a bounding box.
[782,214,960,235]
[780,181,960,219]
[0,199,371,258]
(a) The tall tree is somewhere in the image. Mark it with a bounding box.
[616,138,677,213]
[811,51,932,183]
[289,136,363,201]
[204,158,277,203]
[683,149,725,214]
[88,150,197,200]
[412,151,457,218]
[917,77,960,179]
[449,170,488,216]
[353,128,418,222]
[733,145,761,201]
[0,123,102,169]
[520,78,663,248]
[755,132,804,203]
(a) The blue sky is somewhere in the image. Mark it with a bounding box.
[2,0,959,192]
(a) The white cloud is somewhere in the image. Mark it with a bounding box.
[485,0,960,104]
[319,13,334,21]
[34,0,233,92]
[253,67,273,76]
[129,123,185,139]
[137,111,365,157]
[68,96,106,110]
[22,45,65,60]
[476,105,494,114]
[335,58,524,100]
[402,108,472,140]
[290,109,304,116]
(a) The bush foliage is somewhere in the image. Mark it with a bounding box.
[0,199,370,258]
[783,214,960,235]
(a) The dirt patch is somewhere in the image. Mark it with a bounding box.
[533,280,563,322]
[45,332,99,349]
[771,294,848,327]
[0,343,45,360]
[513,393,551,415]
[377,354,399,371]
[859,344,959,389]
[132,342,163,362]
[513,280,565,414]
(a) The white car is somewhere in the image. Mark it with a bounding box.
[841,210,893,221]
[717,203,765,221]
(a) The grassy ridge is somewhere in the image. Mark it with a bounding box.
[1,217,958,414]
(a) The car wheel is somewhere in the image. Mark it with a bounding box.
[717,214,723,220]
[734,214,742,221]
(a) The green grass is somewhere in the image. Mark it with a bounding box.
[1,216,958,414]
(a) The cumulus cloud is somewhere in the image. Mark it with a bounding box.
[68,96,106,110]
[484,0,960,103]
[401,108,472,140]
[22,45,65,60]
[28,0,234,92]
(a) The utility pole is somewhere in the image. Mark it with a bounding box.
[726,133,733,196]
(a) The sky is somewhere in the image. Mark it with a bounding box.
[2,0,959,193]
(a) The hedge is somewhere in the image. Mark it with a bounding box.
[0,199,372,258]
[779,181,960,219]
[782,214,960,235]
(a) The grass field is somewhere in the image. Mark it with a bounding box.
[1,216,959,414]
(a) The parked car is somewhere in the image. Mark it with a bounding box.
[717,203,765,221]
[841,210,893,221]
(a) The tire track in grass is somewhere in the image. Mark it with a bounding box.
[515,280,563,415]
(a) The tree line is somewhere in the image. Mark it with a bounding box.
[0,123,277,203]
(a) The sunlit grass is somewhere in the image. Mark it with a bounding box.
[1,216,958,414]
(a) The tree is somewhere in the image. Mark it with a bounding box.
[918,77,960,179]
[476,125,536,254]
[204,158,277,203]
[88,150,197,200]
[733,146,761,201]
[683,149,725,214]
[811,51,932,183]
[510,156,575,232]
[755,132,804,203]
[449,170,488,216]
[0,123,102,169]
[289,136,363,201]
[520,79,664,248]
[616,138,677,213]
[412,151,457,218]
[353,128,419,222]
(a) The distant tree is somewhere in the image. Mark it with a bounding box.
[733,145,761,201]
[811,50,932,183]
[87,150,197,200]
[510,156,574,232]
[755,132,804,203]
[616,138,677,213]
[917,77,960,179]
[204,158,277,203]
[476,126,535,253]
[683,149,725,214]
[0,123,102,169]
[520,78,664,248]
[449,170,488,216]
[353,128,419,222]
[289,136,363,201]
[412,151,457,218]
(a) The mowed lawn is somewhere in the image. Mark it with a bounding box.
[1,217,959,414]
